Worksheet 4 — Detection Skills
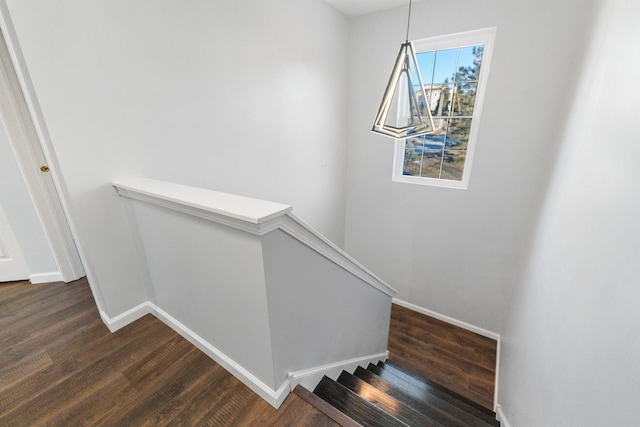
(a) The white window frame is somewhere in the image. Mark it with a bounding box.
[392,27,496,189]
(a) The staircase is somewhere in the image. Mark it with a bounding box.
[298,359,500,427]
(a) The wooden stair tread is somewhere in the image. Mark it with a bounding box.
[336,371,441,426]
[354,366,481,427]
[385,360,496,415]
[313,376,409,427]
[374,362,499,426]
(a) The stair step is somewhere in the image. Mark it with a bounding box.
[336,370,441,426]
[354,366,479,427]
[385,360,497,416]
[370,362,500,427]
[313,375,409,427]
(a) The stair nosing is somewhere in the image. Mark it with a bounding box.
[293,384,362,427]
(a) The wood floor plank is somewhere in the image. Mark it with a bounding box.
[0,352,79,413]
[0,302,100,366]
[0,292,95,350]
[98,347,207,426]
[388,304,497,410]
[193,380,256,426]
[0,348,53,392]
[42,373,132,426]
[140,363,225,427]
[0,281,63,309]
[0,320,175,425]
[122,334,194,387]
[163,362,238,425]
[389,305,497,368]
[265,392,341,427]
[0,281,91,328]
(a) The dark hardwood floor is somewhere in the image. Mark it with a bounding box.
[388,304,497,410]
[0,278,496,425]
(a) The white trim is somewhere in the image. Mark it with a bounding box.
[113,181,286,237]
[99,302,152,333]
[29,271,63,284]
[392,298,500,340]
[288,351,389,392]
[496,404,512,427]
[0,3,85,283]
[113,178,292,225]
[494,337,501,412]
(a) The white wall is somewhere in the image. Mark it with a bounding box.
[0,114,58,276]
[499,1,640,425]
[344,0,596,333]
[263,229,392,385]
[4,0,349,317]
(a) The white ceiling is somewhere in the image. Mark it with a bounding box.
[324,0,426,17]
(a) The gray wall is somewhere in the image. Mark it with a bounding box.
[4,0,349,316]
[499,0,640,424]
[344,0,596,333]
[263,229,391,385]
[129,200,276,389]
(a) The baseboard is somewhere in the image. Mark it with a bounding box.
[392,298,500,340]
[496,404,511,427]
[148,303,289,409]
[30,271,63,284]
[99,302,152,333]
[288,351,389,392]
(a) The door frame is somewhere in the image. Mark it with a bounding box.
[0,3,85,283]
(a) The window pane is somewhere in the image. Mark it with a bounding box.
[441,150,466,181]
[445,118,471,150]
[427,84,452,117]
[403,140,421,176]
[420,151,443,178]
[455,45,483,83]
[452,82,477,116]
[416,51,435,85]
[432,48,458,85]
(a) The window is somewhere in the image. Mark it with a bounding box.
[393,28,496,189]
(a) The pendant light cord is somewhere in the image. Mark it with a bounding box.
[405,0,412,42]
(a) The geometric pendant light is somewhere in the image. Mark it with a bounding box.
[372,1,436,139]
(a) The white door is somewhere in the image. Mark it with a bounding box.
[0,204,30,282]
